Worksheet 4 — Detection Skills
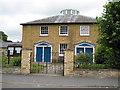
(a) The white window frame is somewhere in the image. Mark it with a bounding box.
[59,26,68,36]
[80,25,90,36]
[15,47,21,53]
[59,44,68,56]
[40,26,49,36]
[8,47,14,55]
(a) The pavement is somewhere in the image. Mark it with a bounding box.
[1,73,119,88]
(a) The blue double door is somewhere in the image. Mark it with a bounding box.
[36,47,51,62]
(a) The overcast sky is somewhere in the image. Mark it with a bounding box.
[0,0,108,42]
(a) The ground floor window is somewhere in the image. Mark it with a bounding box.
[8,47,14,55]
[59,44,68,56]
[76,47,93,55]
[74,41,95,63]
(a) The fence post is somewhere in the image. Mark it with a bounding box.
[64,49,74,76]
[7,50,10,64]
[21,48,32,74]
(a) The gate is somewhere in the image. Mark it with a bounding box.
[30,52,64,75]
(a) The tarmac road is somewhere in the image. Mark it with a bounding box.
[1,73,119,88]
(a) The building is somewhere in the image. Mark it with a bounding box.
[0,42,22,56]
[21,9,98,63]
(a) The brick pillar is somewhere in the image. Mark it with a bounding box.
[21,48,32,74]
[64,49,74,76]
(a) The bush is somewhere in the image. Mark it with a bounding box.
[76,64,108,69]
[2,56,8,66]
[95,46,120,69]
[10,57,21,66]
[2,56,21,66]
[95,46,107,64]
[75,53,93,64]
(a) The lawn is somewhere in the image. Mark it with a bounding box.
[30,63,46,73]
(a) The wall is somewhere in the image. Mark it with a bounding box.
[70,69,119,78]
[22,24,98,60]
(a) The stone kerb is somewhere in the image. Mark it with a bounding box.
[21,48,32,74]
[64,49,74,76]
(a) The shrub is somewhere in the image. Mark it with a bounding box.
[2,56,8,66]
[75,53,93,64]
[76,64,108,69]
[10,57,21,66]
[2,56,21,66]
[95,46,107,64]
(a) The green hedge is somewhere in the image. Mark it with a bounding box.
[75,64,109,69]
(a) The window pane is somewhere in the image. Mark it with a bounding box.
[60,44,68,54]
[41,26,48,35]
[80,26,89,35]
[60,26,68,35]
[15,47,21,53]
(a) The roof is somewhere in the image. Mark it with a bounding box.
[20,14,97,25]
[0,42,22,48]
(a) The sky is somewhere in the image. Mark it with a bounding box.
[0,0,109,42]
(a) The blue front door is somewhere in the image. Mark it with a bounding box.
[36,47,51,62]
[36,47,43,62]
[76,48,84,54]
[44,47,51,62]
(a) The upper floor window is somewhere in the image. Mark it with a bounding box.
[59,26,68,36]
[40,26,48,36]
[80,25,90,36]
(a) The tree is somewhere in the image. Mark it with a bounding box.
[0,31,8,41]
[96,0,120,69]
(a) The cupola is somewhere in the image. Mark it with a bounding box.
[60,9,79,15]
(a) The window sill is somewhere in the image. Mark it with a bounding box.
[59,34,68,36]
[80,35,90,36]
[40,34,48,36]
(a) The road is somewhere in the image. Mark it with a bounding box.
[1,73,119,88]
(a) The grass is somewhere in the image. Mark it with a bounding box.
[31,63,46,73]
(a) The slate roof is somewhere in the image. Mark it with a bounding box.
[21,14,97,25]
[0,42,22,48]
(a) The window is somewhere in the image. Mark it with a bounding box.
[80,25,90,36]
[8,47,14,55]
[59,44,68,56]
[59,26,68,36]
[15,47,21,53]
[40,26,48,36]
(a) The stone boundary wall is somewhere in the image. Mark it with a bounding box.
[70,69,119,78]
